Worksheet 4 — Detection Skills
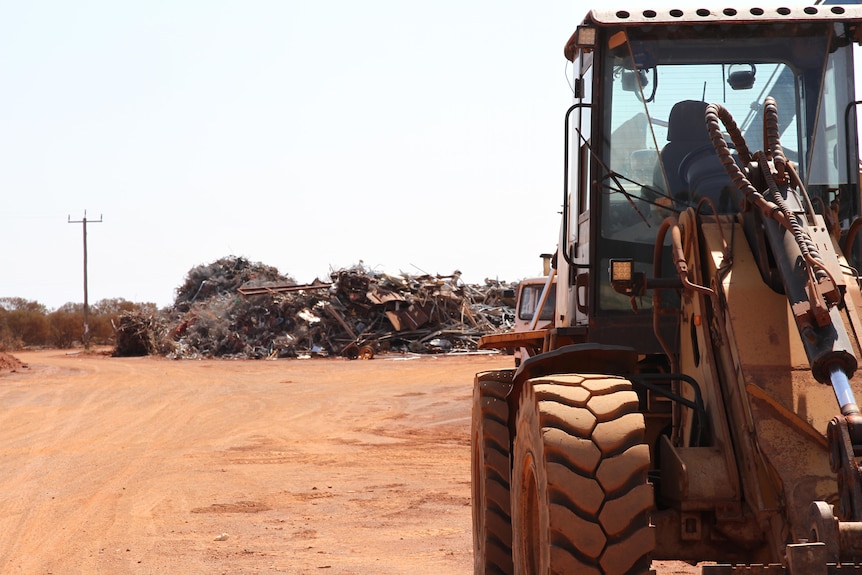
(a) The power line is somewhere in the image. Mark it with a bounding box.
[68,211,103,350]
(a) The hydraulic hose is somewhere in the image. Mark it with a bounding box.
[704,97,858,397]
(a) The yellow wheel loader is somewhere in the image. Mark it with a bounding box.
[472,4,862,574]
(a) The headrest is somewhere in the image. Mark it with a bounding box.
[667,100,710,143]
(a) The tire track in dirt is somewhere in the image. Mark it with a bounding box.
[0,351,505,574]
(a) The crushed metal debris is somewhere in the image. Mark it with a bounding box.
[112,311,163,357]
[114,256,517,359]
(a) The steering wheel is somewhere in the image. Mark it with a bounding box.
[678,143,721,186]
[676,141,741,212]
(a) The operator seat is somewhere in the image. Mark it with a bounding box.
[658,100,736,212]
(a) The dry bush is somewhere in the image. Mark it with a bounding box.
[48,311,82,349]
[4,310,50,348]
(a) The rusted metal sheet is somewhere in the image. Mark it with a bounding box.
[478,329,546,350]
[237,281,331,296]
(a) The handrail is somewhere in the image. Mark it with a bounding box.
[843,100,862,191]
[562,103,590,267]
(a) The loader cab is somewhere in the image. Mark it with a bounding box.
[561,6,862,354]
[512,275,557,366]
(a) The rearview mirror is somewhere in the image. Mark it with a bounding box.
[621,69,649,92]
[727,63,757,90]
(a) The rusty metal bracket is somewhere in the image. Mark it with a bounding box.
[827,414,862,521]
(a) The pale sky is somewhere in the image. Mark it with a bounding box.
[1,1,818,310]
[0,1,589,309]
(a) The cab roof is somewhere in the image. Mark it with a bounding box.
[565,4,862,60]
[589,4,862,25]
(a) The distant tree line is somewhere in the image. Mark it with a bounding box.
[0,297,157,351]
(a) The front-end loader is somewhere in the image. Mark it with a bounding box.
[472,4,862,574]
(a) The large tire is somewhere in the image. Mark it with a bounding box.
[472,370,515,575]
[512,374,654,575]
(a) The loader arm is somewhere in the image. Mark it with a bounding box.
[634,97,862,568]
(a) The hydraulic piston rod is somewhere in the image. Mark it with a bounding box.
[831,366,861,416]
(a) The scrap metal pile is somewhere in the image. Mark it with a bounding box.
[113,311,162,357]
[114,256,517,359]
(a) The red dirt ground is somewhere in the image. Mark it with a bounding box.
[0,349,697,574]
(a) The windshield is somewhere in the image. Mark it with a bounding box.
[595,22,855,312]
[518,282,556,322]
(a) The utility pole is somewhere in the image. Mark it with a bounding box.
[68,211,103,350]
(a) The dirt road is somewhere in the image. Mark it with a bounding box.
[0,350,489,574]
[0,350,696,575]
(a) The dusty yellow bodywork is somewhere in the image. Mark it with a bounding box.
[671,212,862,553]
